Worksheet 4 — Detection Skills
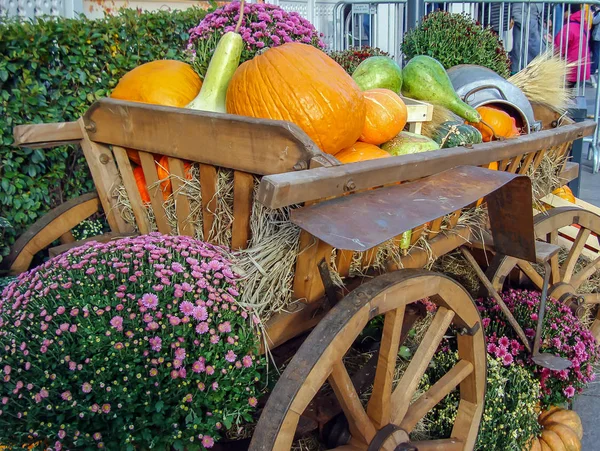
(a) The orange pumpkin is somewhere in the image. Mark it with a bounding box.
[527,408,583,451]
[552,185,576,203]
[133,166,151,204]
[335,142,391,164]
[487,161,499,171]
[468,106,520,142]
[226,43,366,155]
[359,89,408,145]
[156,156,193,200]
[111,60,202,165]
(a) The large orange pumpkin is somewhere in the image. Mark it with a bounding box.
[359,89,408,145]
[111,60,202,165]
[335,142,391,163]
[468,106,520,142]
[226,43,366,155]
[526,408,583,451]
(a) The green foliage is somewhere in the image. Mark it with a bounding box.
[421,351,542,450]
[0,7,209,258]
[71,218,109,241]
[328,46,392,75]
[401,11,511,78]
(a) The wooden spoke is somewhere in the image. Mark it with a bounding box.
[400,360,473,432]
[516,260,545,289]
[390,307,455,424]
[561,228,591,283]
[582,293,600,304]
[367,306,405,429]
[571,254,600,290]
[329,361,376,445]
[410,439,464,451]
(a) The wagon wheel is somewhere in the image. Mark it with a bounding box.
[487,206,600,341]
[250,270,486,451]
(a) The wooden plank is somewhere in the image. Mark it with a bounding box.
[59,230,76,244]
[112,146,151,235]
[139,151,172,235]
[402,96,434,124]
[232,171,255,250]
[517,151,537,175]
[427,217,444,240]
[78,120,133,234]
[83,98,324,176]
[169,157,194,237]
[335,250,354,278]
[13,121,83,148]
[559,161,579,184]
[257,120,597,209]
[292,232,333,303]
[4,193,99,274]
[200,164,218,242]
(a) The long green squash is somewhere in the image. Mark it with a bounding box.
[187,0,246,113]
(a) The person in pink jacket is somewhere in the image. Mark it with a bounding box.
[554,3,591,88]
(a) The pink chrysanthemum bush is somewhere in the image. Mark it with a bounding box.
[0,234,266,450]
[187,1,325,77]
[477,289,600,406]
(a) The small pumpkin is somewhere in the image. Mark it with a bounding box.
[526,408,583,451]
[432,120,482,148]
[487,161,499,171]
[552,185,576,204]
[110,60,202,165]
[359,89,408,145]
[468,105,520,142]
[156,156,193,200]
[226,43,366,155]
[335,142,391,164]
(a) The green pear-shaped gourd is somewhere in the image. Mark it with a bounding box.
[352,56,403,93]
[401,55,481,123]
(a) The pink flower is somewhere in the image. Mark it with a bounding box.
[210,335,220,344]
[58,430,66,439]
[206,365,215,375]
[196,322,209,334]
[202,436,215,448]
[502,353,514,365]
[248,397,258,407]
[56,306,66,315]
[225,350,237,362]
[149,336,162,352]
[212,382,219,391]
[242,355,253,368]
[109,315,123,331]
[218,321,232,333]
[3,365,10,375]
[61,391,72,401]
[192,306,208,321]
[141,293,159,310]
[192,360,205,373]
[564,385,576,398]
[169,316,181,326]
[93,432,102,441]
[82,382,92,393]
[180,301,195,316]
[101,404,111,414]
[171,370,179,379]
[197,382,206,391]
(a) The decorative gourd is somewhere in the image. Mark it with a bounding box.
[526,408,583,451]
[111,60,202,107]
[335,142,390,163]
[381,131,440,156]
[468,106,520,142]
[226,42,366,155]
[488,161,499,171]
[359,89,408,145]
[432,120,483,148]
[552,185,576,203]
[110,60,202,165]
[352,56,403,93]
[187,0,245,113]
[133,166,151,204]
[156,156,193,200]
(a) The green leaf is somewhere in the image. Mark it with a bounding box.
[155,400,164,412]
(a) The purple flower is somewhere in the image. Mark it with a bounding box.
[82,382,92,393]
[192,306,208,321]
[202,436,215,448]
[225,350,237,362]
[564,385,576,398]
[141,293,159,310]
[169,316,181,326]
[109,315,123,331]
[149,336,162,352]
[218,321,232,333]
[242,355,253,368]
[196,322,209,334]
[180,301,195,316]
[61,391,72,401]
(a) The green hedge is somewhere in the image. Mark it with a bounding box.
[0,7,210,264]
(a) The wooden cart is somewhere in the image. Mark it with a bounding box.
[7,98,599,451]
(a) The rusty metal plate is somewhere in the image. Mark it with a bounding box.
[290,165,536,262]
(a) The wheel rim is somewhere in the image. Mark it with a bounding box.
[250,269,486,451]
[488,206,600,340]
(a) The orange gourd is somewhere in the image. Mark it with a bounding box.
[110,60,202,165]
[488,161,499,171]
[226,43,366,155]
[156,156,193,200]
[552,185,576,204]
[468,106,520,142]
[133,166,151,204]
[335,142,391,163]
[526,408,583,451]
[359,89,408,145]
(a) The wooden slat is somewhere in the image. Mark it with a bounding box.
[83,98,324,176]
[112,146,151,235]
[232,171,255,250]
[199,164,218,242]
[139,151,172,235]
[292,233,333,303]
[507,154,522,173]
[410,439,463,451]
[559,161,579,184]
[427,217,443,240]
[78,120,133,234]
[517,151,537,175]
[335,250,354,278]
[169,157,194,237]
[447,210,462,229]
[13,121,83,148]
[257,120,596,209]
[531,149,547,172]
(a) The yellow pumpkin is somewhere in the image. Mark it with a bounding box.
[527,408,583,451]
[552,186,576,204]
[544,423,581,451]
[541,430,567,451]
[542,410,583,440]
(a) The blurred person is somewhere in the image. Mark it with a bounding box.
[510,3,547,73]
[591,4,600,87]
[554,3,591,88]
